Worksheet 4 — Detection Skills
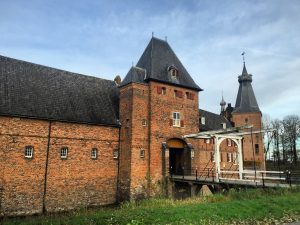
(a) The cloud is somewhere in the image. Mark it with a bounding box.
[0,0,299,119]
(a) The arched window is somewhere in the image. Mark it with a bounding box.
[168,65,178,79]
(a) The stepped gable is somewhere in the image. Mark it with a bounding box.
[0,55,119,126]
[199,109,232,131]
[121,37,202,91]
[233,63,260,113]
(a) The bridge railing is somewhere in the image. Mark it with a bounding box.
[169,166,216,182]
[170,166,300,187]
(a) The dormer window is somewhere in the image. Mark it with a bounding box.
[168,65,178,79]
[221,123,226,129]
[201,117,205,125]
[171,69,177,77]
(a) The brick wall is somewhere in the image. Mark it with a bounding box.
[119,81,200,198]
[119,83,149,200]
[232,112,265,169]
[0,116,119,216]
[190,138,239,178]
[148,81,199,182]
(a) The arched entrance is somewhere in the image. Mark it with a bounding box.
[168,139,191,176]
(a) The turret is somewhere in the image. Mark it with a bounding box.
[232,58,264,169]
[220,95,226,114]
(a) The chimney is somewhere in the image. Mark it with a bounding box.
[114,75,121,85]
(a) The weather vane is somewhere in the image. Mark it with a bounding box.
[241,51,246,63]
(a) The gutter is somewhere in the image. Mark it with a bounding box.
[42,121,52,213]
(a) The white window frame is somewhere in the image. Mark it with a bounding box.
[140,149,145,158]
[201,117,205,125]
[206,139,210,144]
[113,149,119,159]
[170,68,178,79]
[25,146,33,159]
[142,119,147,126]
[222,123,226,129]
[91,148,98,159]
[60,147,68,159]
[172,112,180,127]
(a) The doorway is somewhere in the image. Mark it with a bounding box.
[168,139,191,176]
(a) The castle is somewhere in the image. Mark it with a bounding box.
[0,37,264,216]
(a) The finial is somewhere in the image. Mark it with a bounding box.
[165,36,167,42]
[152,32,154,37]
[241,51,245,64]
[132,61,134,67]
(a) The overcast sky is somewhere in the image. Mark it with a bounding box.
[0,0,299,120]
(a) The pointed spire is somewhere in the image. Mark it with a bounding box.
[220,93,226,113]
[233,61,260,113]
[242,62,248,75]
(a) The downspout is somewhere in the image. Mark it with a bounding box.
[43,121,52,213]
[146,39,154,197]
[147,84,152,197]
[116,124,121,203]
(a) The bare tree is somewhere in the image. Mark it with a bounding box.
[272,119,282,162]
[262,114,276,161]
[282,115,300,164]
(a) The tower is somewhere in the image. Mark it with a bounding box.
[232,61,265,169]
[118,37,202,200]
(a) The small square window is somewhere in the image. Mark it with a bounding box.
[61,147,68,159]
[142,119,147,126]
[91,148,98,159]
[113,149,119,159]
[25,146,33,159]
[162,87,166,95]
[186,92,195,100]
[140,149,145,158]
[174,90,183,98]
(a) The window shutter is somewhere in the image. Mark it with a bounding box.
[169,118,173,126]
[178,91,183,98]
[190,93,195,100]
[157,86,162,94]
[180,120,184,127]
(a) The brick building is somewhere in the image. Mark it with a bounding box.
[0,37,264,216]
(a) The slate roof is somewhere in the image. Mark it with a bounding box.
[0,55,120,126]
[233,63,260,113]
[120,66,146,87]
[121,37,202,91]
[199,109,232,131]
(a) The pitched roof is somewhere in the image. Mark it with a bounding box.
[233,63,260,113]
[0,55,120,126]
[199,109,232,131]
[121,37,202,91]
[119,66,146,87]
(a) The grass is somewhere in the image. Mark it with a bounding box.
[1,187,300,225]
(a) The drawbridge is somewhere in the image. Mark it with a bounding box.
[169,126,300,191]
